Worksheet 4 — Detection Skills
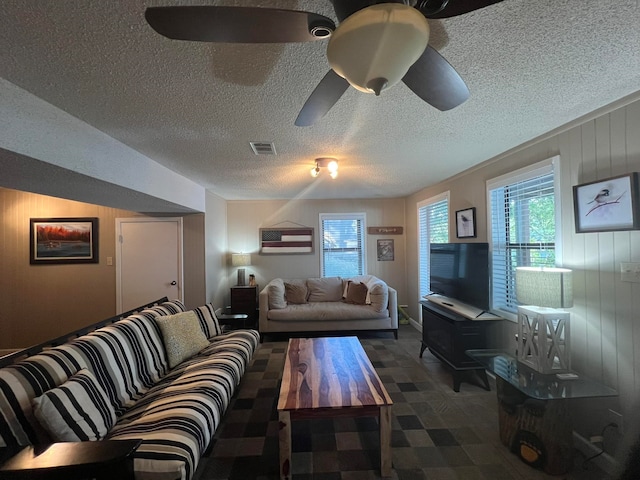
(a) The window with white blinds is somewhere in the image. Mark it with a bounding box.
[418,193,449,298]
[319,213,366,277]
[487,159,558,316]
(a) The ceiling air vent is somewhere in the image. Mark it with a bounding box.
[250,141,276,155]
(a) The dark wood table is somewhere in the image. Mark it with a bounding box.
[277,337,393,479]
[215,307,250,330]
[0,439,141,480]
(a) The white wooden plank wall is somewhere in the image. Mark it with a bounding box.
[561,101,640,418]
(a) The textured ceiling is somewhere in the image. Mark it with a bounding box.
[1,0,639,201]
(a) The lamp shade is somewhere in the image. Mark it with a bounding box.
[515,267,573,308]
[327,3,430,96]
[231,253,251,267]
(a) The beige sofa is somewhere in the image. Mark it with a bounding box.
[259,275,398,341]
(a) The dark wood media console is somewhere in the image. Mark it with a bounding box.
[419,299,503,392]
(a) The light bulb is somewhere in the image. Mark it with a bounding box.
[310,166,320,177]
[327,160,338,173]
[330,170,338,179]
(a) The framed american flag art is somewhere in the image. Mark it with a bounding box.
[259,227,314,255]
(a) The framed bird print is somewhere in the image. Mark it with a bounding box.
[573,172,640,233]
[455,207,477,238]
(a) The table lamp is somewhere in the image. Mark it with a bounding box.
[231,253,251,286]
[515,267,573,373]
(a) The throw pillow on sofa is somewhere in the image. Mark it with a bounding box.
[268,278,287,309]
[343,281,368,305]
[192,303,222,338]
[156,311,210,368]
[307,277,343,302]
[285,281,308,304]
[32,368,116,442]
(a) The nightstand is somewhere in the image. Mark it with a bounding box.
[230,285,258,327]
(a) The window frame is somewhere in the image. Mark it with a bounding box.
[319,212,367,278]
[486,156,562,321]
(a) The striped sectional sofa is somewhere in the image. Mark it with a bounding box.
[0,299,259,480]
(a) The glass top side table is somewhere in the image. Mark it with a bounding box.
[466,349,617,475]
[466,349,617,400]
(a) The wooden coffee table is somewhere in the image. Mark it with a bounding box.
[277,336,393,479]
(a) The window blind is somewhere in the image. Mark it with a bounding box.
[489,169,556,313]
[320,213,366,277]
[418,196,448,298]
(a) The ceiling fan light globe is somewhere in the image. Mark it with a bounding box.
[327,4,429,95]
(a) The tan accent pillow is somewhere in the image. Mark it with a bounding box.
[285,281,308,304]
[367,279,389,312]
[307,277,343,302]
[268,278,287,309]
[344,281,368,305]
[156,311,210,368]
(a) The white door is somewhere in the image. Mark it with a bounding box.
[116,217,183,312]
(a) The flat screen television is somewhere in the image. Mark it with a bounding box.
[429,242,490,311]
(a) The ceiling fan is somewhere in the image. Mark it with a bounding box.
[145,0,502,126]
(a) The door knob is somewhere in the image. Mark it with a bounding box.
[170,281,177,286]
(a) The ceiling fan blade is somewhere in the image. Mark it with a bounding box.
[402,46,469,111]
[145,6,335,43]
[295,70,350,127]
[418,0,503,19]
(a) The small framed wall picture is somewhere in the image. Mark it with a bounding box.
[456,207,476,238]
[376,239,394,261]
[573,172,640,233]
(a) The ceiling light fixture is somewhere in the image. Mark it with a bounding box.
[326,3,430,96]
[310,157,339,179]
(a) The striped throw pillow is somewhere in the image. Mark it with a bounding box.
[192,303,222,338]
[32,368,116,442]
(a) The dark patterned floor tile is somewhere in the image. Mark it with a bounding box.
[233,397,254,409]
[389,391,407,403]
[292,433,313,452]
[256,387,278,397]
[219,422,247,438]
[427,428,460,446]
[396,468,429,480]
[398,382,419,392]
[396,415,424,430]
[412,446,448,468]
[244,421,269,437]
[312,450,340,472]
[392,429,411,447]
[439,445,475,466]
[312,433,338,451]
[337,449,378,471]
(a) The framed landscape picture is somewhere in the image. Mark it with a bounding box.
[573,173,640,233]
[30,217,99,264]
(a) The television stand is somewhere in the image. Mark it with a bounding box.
[420,299,503,392]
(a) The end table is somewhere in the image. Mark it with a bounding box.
[0,439,141,480]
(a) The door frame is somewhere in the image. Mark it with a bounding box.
[115,216,183,312]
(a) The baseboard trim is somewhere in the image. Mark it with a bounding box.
[573,431,619,475]
[408,318,421,331]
